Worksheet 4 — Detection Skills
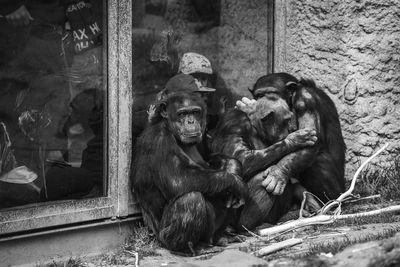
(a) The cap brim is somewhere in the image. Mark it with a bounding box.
[196,86,216,92]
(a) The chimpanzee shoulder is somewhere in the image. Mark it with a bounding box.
[132,122,177,186]
[296,79,344,147]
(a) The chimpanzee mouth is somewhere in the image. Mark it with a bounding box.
[182,132,202,138]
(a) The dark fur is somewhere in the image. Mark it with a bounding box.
[252,74,346,202]
[210,95,295,230]
[289,79,346,201]
[132,92,247,252]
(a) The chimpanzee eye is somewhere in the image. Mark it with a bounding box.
[254,93,262,99]
[193,110,201,116]
[177,112,185,118]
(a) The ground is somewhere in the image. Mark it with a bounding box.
[41,158,400,267]
[42,200,400,267]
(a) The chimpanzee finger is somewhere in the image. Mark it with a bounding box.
[272,184,284,195]
[264,180,276,193]
[235,101,245,109]
[261,174,272,187]
[305,140,316,146]
[261,168,270,179]
[241,97,253,105]
[232,198,245,208]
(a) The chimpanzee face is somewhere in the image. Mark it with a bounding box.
[163,92,207,145]
[251,95,293,145]
[250,73,298,104]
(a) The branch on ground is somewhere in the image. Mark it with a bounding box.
[259,143,392,237]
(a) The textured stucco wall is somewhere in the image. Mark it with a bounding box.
[282,0,400,178]
[217,0,272,97]
[171,0,273,98]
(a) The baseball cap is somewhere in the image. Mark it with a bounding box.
[178,52,213,75]
[165,73,215,93]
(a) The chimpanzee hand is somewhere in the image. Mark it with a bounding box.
[261,165,289,195]
[225,195,245,209]
[214,157,247,205]
[284,128,317,150]
[228,173,248,205]
[147,104,157,123]
[209,155,247,200]
[235,97,257,115]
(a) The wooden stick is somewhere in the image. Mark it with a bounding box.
[258,143,391,243]
[321,143,389,214]
[337,205,400,219]
[338,143,389,202]
[346,194,381,204]
[258,215,334,236]
[253,238,303,257]
[124,250,139,267]
[259,205,400,237]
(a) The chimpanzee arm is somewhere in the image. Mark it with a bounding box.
[278,109,321,175]
[211,110,313,181]
[158,154,247,200]
[230,136,295,180]
[262,110,320,194]
[134,123,247,201]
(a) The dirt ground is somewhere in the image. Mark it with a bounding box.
[67,201,400,267]
[136,222,400,267]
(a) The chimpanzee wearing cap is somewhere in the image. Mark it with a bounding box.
[178,52,232,132]
[132,77,247,253]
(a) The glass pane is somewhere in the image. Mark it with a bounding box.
[132,0,272,137]
[0,0,106,210]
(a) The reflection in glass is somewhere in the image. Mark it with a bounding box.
[132,0,272,138]
[0,0,105,209]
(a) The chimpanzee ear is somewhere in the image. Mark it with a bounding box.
[285,81,299,93]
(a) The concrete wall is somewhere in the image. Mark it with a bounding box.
[276,0,400,178]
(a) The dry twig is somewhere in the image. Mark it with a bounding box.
[253,238,303,257]
[124,250,139,267]
[258,143,390,237]
[320,143,389,214]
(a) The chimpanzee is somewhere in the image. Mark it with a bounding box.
[210,94,318,229]
[250,73,346,204]
[131,91,247,253]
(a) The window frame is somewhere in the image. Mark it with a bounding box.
[273,0,287,72]
[0,0,135,236]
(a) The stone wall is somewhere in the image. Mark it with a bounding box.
[280,0,400,178]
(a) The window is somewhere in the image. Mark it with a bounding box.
[0,0,133,235]
[0,0,275,237]
[131,0,274,137]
